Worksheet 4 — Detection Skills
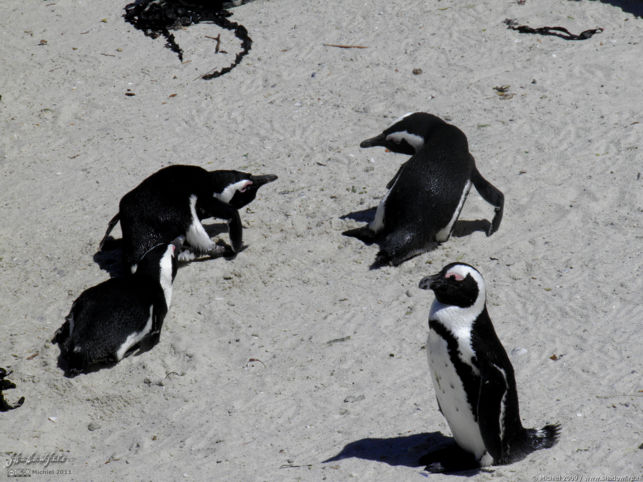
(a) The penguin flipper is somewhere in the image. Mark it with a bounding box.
[342,226,377,244]
[385,161,408,190]
[196,197,243,253]
[471,168,504,236]
[477,363,508,464]
[99,213,121,250]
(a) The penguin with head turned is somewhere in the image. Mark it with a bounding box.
[99,164,277,272]
[53,240,181,376]
[344,113,504,267]
[417,262,560,472]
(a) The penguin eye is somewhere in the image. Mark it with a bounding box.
[446,272,464,282]
[239,180,253,193]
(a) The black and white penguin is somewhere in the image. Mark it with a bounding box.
[99,165,277,272]
[52,242,180,375]
[344,113,504,266]
[417,262,560,472]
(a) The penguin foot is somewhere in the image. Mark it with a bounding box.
[177,242,243,265]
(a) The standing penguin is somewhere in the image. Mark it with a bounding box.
[344,113,503,266]
[417,263,560,472]
[99,165,277,272]
[53,242,180,376]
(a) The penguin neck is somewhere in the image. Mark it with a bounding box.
[429,292,486,335]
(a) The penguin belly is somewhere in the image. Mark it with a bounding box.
[427,332,488,462]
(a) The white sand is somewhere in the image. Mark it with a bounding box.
[1,0,641,480]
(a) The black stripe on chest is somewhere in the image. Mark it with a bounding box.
[430,318,481,420]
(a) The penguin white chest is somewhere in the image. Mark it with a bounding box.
[185,195,215,252]
[427,328,487,461]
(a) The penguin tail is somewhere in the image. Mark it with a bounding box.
[471,167,504,236]
[525,423,561,451]
[99,213,120,250]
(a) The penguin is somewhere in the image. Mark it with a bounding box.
[417,262,560,472]
[52,241,180,376]
[344,113,504,266]
[99,165,277,272]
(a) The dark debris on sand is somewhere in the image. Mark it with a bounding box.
[123,0,252,79]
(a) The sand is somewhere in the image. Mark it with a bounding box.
[1,0,641,480]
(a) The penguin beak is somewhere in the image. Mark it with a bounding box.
[249,174,278,187]
[360,133,386,148]
[418,272,442,291]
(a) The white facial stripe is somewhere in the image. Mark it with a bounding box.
[435,180,471,242]
[186,195,215,252]
[159,244,174,308]
[214,180,252,204]
[393,112,415,124]
[385,131,424,151]
[115,306,153,361]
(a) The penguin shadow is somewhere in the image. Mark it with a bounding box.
[323,432,480,476]
[340,208,492,268]
[53,335,160,378]
[94,222,239,278]
[93,237,127,278]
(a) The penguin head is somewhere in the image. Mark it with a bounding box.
[210,170,278,209]
[419,262,486,309]
[359,112,446,155]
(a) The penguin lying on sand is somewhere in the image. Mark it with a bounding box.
[53,241,180,376]
[344,113,503,267]
[418,262,560,472]
[99,165,277,272]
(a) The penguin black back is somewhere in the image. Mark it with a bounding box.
[418,263,560,472]
[53,243,179,376]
